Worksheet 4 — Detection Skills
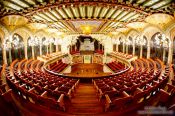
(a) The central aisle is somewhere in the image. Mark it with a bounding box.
[67,82,103,115]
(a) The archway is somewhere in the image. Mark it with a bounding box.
[151,32,162,59]
[27,37,32,59]
[118,37,123,52]
[11,33,25,60]
[42,37,48,55]
[135,35,140,57]
[4,33,24,64]
[128,36,133,54]
[150,32,169,63]
[52,38,56,53]
[142,36,147,58]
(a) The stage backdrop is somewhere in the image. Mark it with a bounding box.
[83,55,91,63]
[80,38,94,51]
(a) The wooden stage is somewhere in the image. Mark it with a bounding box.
[64,63,110,78]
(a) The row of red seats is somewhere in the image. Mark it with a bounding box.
[93,58,169,112]
[49,60,62,70]
[95,50,104,54]
[5,59,80,111]
[106,61,126,73]
[0,65,20,115]
[70,50,80,55]
[48,60,68,73]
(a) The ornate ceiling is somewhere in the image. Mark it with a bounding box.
[0,0,174,34]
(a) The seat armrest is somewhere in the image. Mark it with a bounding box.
[67,89,71,97]
[41,91,47,97]
[28,87,35,92]
[44,85,48,89]
[54,87,58,91]
[104,94,112,112]
[57,94,65,111]
[57,94,64,102]
[20,84,26,88]
[136,87,143,93]
[122,91,130,97]
[105,94,112,104]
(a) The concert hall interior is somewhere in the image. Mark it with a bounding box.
[0,0,175,116]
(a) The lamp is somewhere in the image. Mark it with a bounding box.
[28,37,39,47]
[28,37,39,59]
[135,36,146,46]
[154,33,169,63]
[154,33,169,48]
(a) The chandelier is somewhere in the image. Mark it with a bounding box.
[135,36,146,46]
[28,37,39,46]
[112,38,120,45]
[54,39,62,45]
[154,33,169,48]
[3,34,23,50]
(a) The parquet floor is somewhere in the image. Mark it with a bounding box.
[67,83,103,115]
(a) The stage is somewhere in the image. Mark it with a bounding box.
[64,63,111,78]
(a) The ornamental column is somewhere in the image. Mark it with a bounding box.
[39,44,42,56]
[147,40,151,58]
[126,45,128,54]
[122,43,125,53]
[75,44,77,51]
[46,45,49,54]
[32,46,35,59]
[116,44,118,52]
[163,48,166,63]
[167,41,173,64]
[24,39,28,59]
[133,43,135,56]
[140,45,143,58]
[49,43,52,54]
[2,47,7,64]
[56,45,58,52]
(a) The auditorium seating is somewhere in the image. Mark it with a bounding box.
[1,52,174,115]
[4,59,79,111]
[95,50,104,54]
[157,83,175,110]
[48,60,68,73]
[70,50,80,55]
[106,61,126,73]
[93,58,170,112]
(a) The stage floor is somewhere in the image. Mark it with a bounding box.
[64,63,111,78]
